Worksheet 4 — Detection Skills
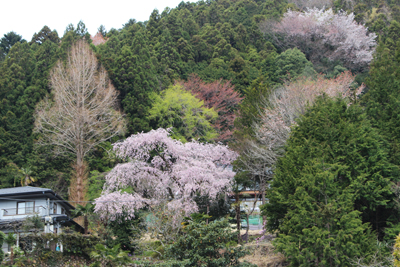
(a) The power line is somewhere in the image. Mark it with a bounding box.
[0,196,143,204]
[0,196,236,205]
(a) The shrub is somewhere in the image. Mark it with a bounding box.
[165,214,252,266]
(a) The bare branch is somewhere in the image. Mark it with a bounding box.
[34,40,126,202]
[240,72,360,203]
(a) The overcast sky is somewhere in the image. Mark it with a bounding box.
[1,0,196,41]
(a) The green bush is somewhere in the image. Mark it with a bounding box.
[165,215,250,266]
[272,48,315,83]
[0,231,5,263]
[26,231,101,261]
[89,244,132,267]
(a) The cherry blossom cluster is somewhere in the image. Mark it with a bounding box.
[94,128,237,220]
[263,8,376,69]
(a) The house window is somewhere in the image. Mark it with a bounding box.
[53,203,57,214]
[61,207,65,215]
[17,201,34,215]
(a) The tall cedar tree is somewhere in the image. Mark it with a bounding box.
[0,32,25,56]
[0,35,72,192]
[0,42,35,185]
[146,9,162,44]
[263,96,398,266]
[156,29,183,87]
[120,30,157,134]
[363,40,400,165]
[98,28,157,135]
[30,26,60,45]
[232,76,270,150]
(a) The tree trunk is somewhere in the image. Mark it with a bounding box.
[84,215,89,235]
[245,213,250,243]
[206,204,209,225]
[235,193,241,244]
[10,247,14,265]
[261,180,267,224]
[69,161,88,204]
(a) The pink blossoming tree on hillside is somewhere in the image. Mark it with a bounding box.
[94,128,237,222]
[260,8,377,70]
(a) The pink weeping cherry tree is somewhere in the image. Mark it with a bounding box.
[94,128,237,221]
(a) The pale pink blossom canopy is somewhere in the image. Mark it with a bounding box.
[270,8,376,68]
[94,128,237,220]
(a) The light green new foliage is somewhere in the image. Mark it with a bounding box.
[149,84,218,142]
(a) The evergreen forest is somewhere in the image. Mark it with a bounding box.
[2,0,400,265]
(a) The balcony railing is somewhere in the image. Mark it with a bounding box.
[2,206,46,217]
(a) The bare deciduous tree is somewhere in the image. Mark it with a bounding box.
[240,72,362,211]
[34,39,125,203]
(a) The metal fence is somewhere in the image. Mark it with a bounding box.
[2,206,46,216]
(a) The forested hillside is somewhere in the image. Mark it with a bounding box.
[2,0,400,265]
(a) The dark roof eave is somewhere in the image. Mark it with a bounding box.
[0,189,76,211]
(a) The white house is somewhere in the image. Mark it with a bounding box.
[0,186,83,253]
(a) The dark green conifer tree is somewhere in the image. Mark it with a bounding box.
[229,57,251,94]
[363,40,400,164]
[0,32,25,55]
[156,29,183,86]
[164,9,184,42]
[147,9,162,44]
[98,25,107,37]
[233,24,249,51]
[30,26,60,45]
[191,35,212,63]
[272,160,378,266]
[218,22,236,47]
[96,35,123,74]
[263,96,398,265]
[178,9,200,38]
[110,30,157,135]
[0,42,35,185]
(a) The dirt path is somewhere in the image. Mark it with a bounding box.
[240,240,288,267]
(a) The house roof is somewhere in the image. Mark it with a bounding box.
[0,186,52,195]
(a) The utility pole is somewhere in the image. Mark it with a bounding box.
[45,198,50,233]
